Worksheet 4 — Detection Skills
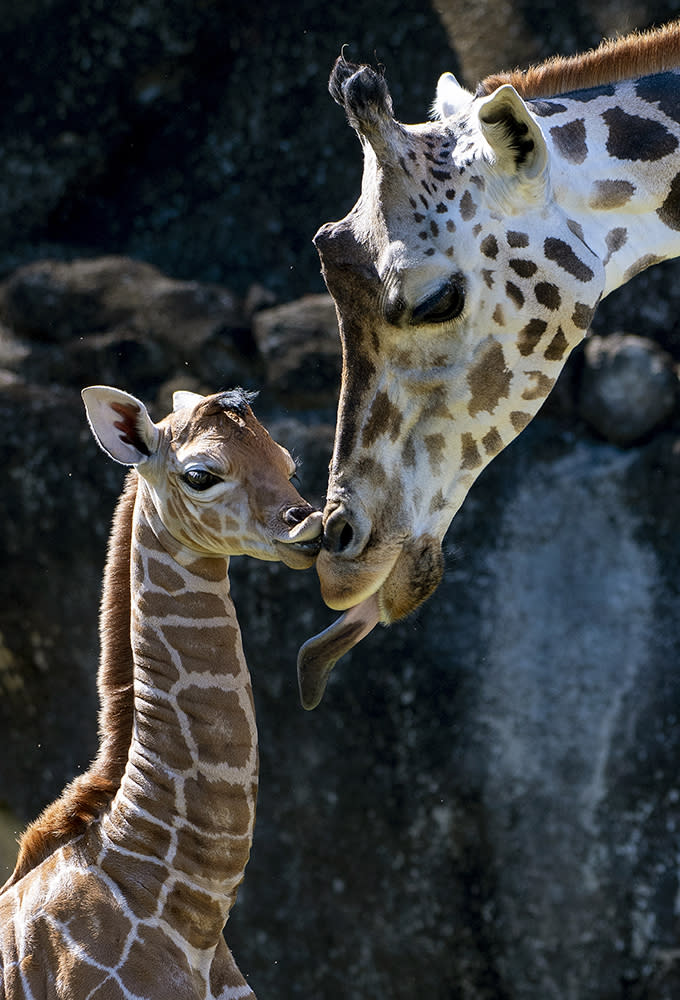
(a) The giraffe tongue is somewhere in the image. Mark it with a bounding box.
[297,594,380,710]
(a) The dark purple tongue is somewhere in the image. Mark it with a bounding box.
[296,595,380,710]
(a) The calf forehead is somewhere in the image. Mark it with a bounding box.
[166,402,290,471]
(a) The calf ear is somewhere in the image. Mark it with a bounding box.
[82,386,160,465]
[477,84,548,180]
[173,390,205,412]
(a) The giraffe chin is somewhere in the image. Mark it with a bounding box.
[376,534,445,624]
[297,536,443,709]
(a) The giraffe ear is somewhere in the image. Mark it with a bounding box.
[433,72,473,118]
[476,84,548,180]
[82,386,160,465]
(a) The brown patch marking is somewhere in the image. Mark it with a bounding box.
[362,390,403,446]
[506,281,525,308]
[425,433,447,472]
[522,371,555,400]
[460,190,477,220]
[480,234,499,258]
[429,489,448,514]
[604,227,628,263]
[657,171,680,230]
[544,326,569,360]
[550,119,588,163]
[179,686,252,770]
[622,253,665,281]
[510,411,533,433]
[467,340,513,417]
[482,427,503,456]
[507,230,529,248]
[544,237,594,282]
[589,178,636,209]
[517,318,547,356]
[572,302,594,329]
[510,258,538,278]
[460,432,482,470]
[535,282,561,310]
[161,881,226,949]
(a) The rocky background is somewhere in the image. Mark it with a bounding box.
[2,2,680,998]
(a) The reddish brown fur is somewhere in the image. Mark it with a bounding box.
[479,20,680,98]
[1,474,137,891]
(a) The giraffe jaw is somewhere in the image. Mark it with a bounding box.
[316,533,444,620]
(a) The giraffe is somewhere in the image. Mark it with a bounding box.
[0,385,322,998]
[297,21,680,707]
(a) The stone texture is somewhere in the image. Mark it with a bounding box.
[252,294,341,408]
[578,333,678,445]
[0,0,456,299]
[0,256,257,400]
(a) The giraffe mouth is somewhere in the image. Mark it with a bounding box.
[297,534,444,709]
[273,509,324,569]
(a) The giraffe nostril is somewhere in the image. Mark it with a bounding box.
[324,509,356,554]
[283,505,313,526]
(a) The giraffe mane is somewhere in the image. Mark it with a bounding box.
[210,388,258,417]
[477,20,680,99]
[1,474,137,892]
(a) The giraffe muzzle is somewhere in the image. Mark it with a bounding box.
[273,508,323,569]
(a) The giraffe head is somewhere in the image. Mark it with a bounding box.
[314,57,605,620]
[82,385,322,568]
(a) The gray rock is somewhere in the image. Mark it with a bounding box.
[252,294,341,408]
[0,256,257,397]
[579,334,678,445]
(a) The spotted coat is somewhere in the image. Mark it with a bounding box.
[0,389,322,998]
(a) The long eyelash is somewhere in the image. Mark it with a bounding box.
[289,450,304,482]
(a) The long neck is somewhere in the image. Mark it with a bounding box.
[541,70,680,297]
[97,483,258,950]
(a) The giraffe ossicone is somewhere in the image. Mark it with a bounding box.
[0,385,323,998]
[300,21,680,705]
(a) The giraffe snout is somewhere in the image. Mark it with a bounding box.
[273,508,323,569]
[284,508,323,543]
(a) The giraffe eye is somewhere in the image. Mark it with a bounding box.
[412,277,465,325]
[182,468,222,491]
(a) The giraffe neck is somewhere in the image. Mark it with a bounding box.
[95,481,258,952]
[536,69,680,297]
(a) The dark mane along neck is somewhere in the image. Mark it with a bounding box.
[1,473,137,892]
[479,20,680,98]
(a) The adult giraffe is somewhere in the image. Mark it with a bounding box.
[298,21,680,707]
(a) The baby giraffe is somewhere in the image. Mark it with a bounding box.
[0,385,322,999]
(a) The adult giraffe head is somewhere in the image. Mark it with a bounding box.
[313,56,606,624]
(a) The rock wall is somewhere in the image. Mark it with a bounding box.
[1,4,680,999]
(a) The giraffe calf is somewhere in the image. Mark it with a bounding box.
[0,386,322,1000]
